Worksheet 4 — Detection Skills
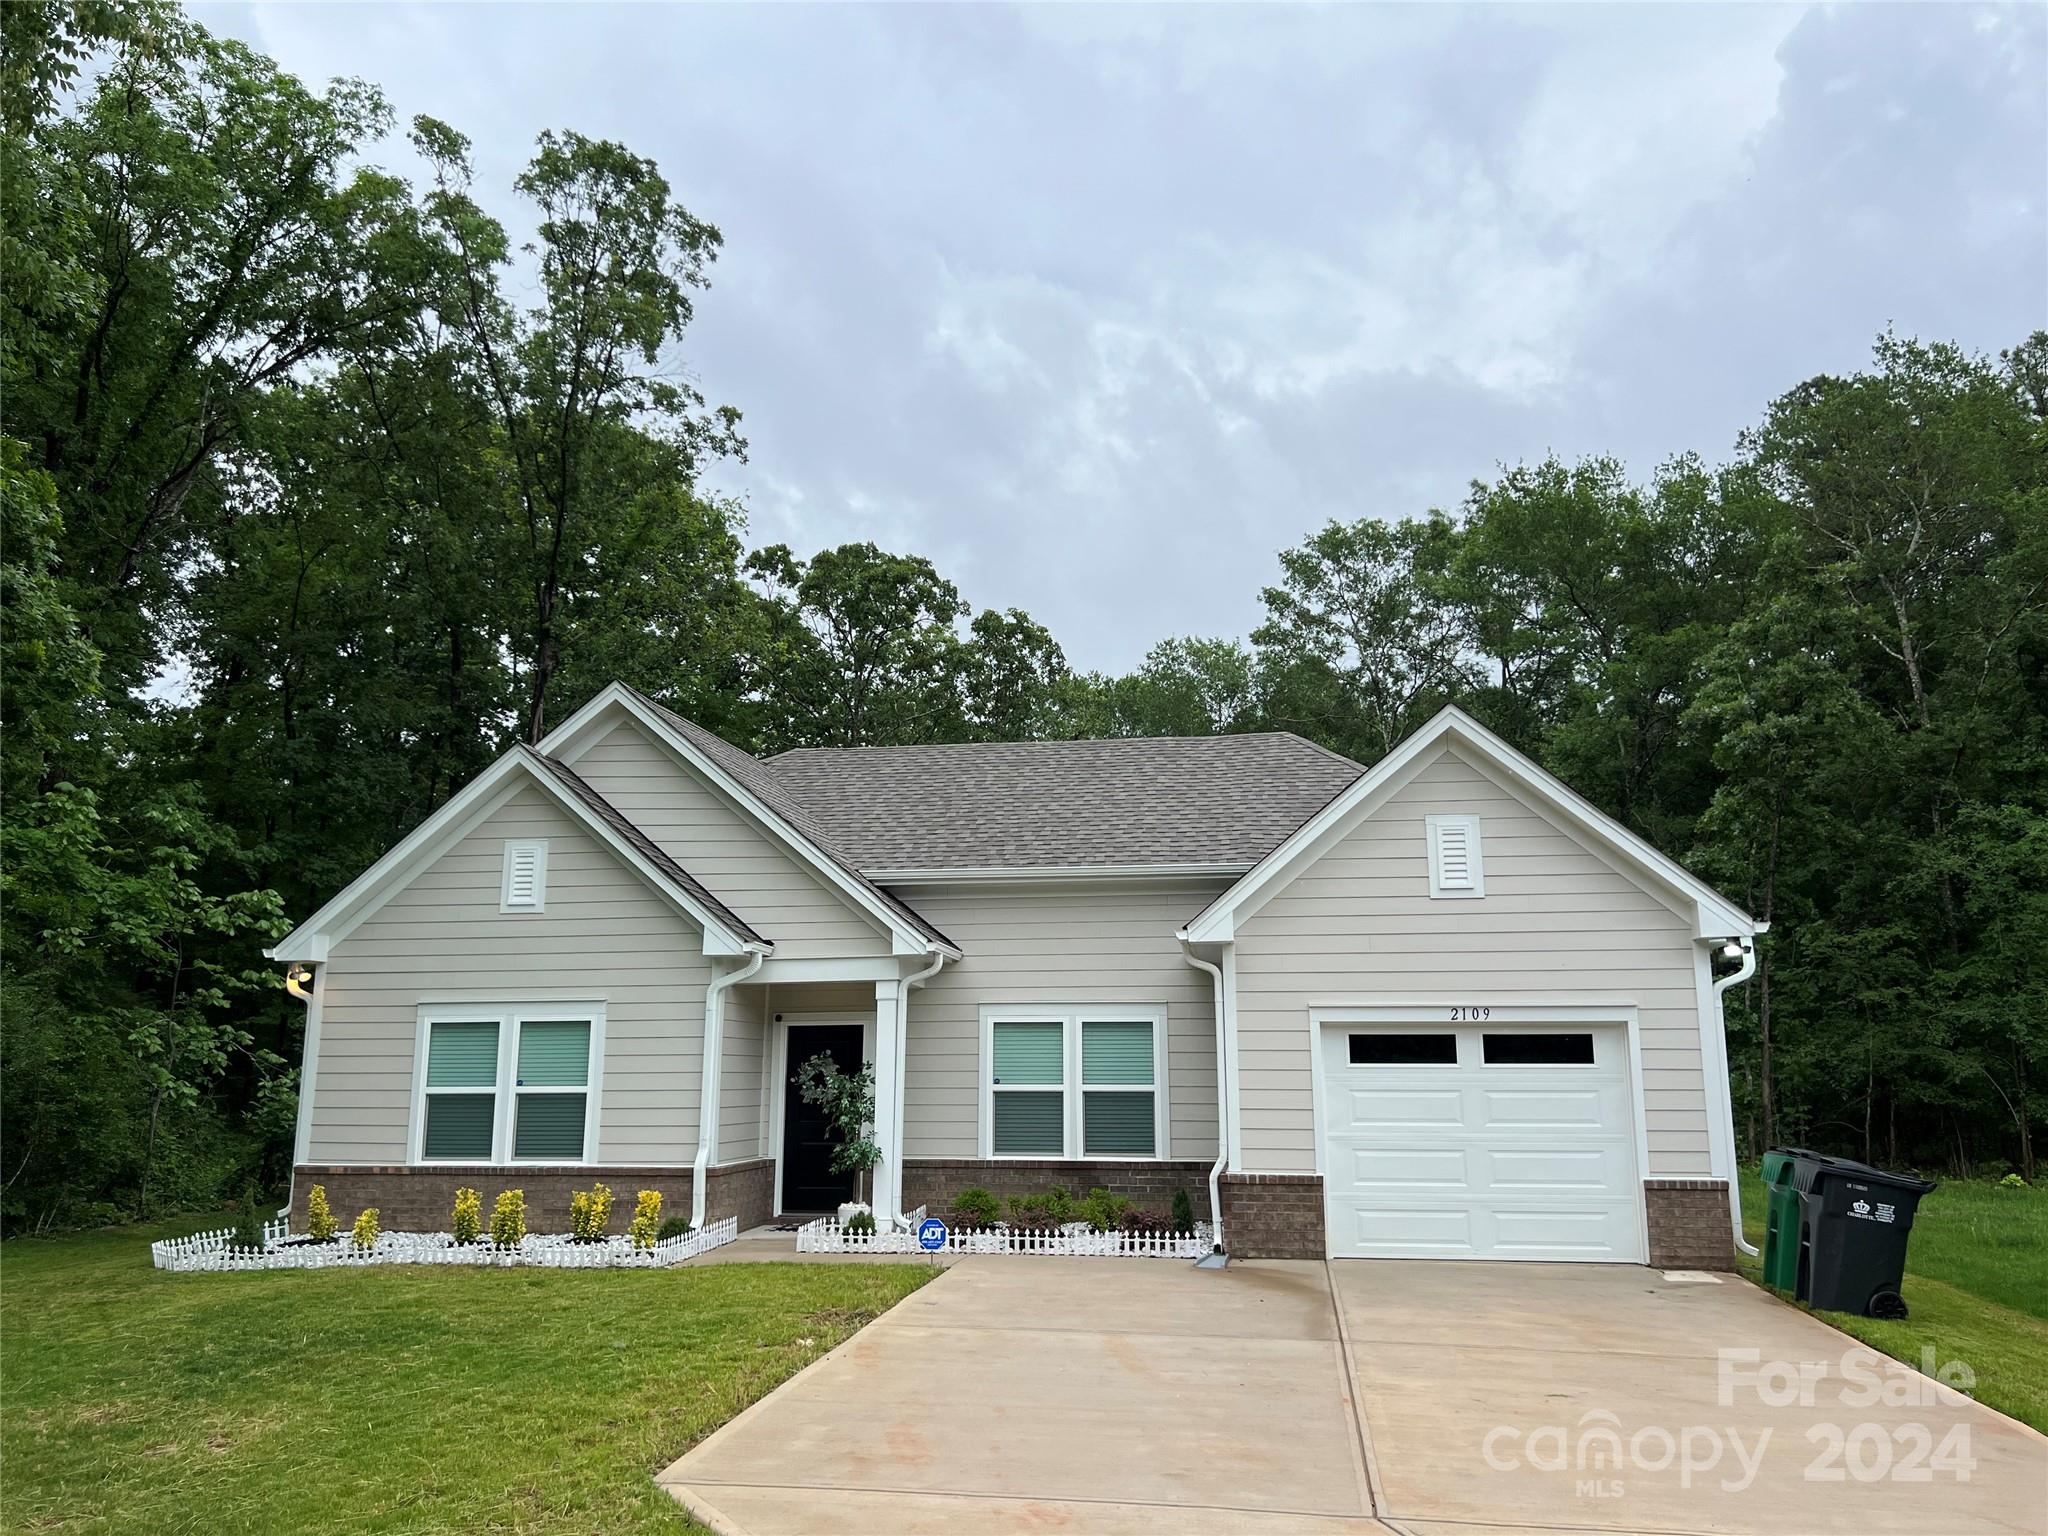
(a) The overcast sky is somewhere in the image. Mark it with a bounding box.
[197,2,2046,673]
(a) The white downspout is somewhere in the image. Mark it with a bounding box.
[693,949,765,1231]
[1711,939,1760,1257]
[278,964,322,1221]
[887,951,945,1228]
[1180,941,1227,1257]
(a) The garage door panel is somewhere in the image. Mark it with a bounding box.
[1332,1202,1476,1256]
[1480,1145,1630,1190]
[1335,1145,1470,1189]
[1478,1086,1612,1129]
[1338,1086,1464,1127]
[1490,1205,1639,1256]
[1321,1022,1645,1263]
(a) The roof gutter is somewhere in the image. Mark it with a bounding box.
[1711,938,1760,1258]
[692,949,765,1231]
[1179,940,1228,1263]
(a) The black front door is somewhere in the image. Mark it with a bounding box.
[781,1025,866,1213]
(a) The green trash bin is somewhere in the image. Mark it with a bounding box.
[1760,1148,1813,1295]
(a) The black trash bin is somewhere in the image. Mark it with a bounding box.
[1789,1152,1935,1319]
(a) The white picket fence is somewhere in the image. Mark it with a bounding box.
[151,1216,738,1273]
[796,1214,1211,1259]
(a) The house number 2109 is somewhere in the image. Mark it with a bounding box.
[1448,1006,1491,1021]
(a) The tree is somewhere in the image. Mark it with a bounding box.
[750,541,969,748]
[414,118,744,741]
[794,1054,881,1207]
[7,16,420,689]
[1254,513,1473,760]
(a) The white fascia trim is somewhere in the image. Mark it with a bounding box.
[1182,706,1763,943]
[266,748,766,963]
[541,685,958,960]
[870,863,1254,884]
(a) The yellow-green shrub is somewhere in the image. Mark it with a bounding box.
[569,1181,614,1241]
[629,1188,662,1250]
[490,1189,526,1247]
[305,1184,337,1241]
[351,1207,380,1249]
[451,1187,482,1244]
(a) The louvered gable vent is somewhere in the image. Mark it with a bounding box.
[500,839,548,912]
[1426,815,1483,899]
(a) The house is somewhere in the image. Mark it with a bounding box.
[269,683,1763,1266]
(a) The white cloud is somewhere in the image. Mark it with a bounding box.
[192,0,2044,671]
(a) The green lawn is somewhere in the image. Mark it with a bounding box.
[1736,1167,2048,1431]
[1,1216,932,1534]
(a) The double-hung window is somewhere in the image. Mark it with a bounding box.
[414,1005,602,1164]
[984,1008,1166,1159]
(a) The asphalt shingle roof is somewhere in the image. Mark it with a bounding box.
[523,746,771,948]
[621,688,958,950]
[764,733,1367,873]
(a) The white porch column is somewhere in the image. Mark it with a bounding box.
[872,978,904,1226]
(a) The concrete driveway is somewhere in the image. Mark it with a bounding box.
[659,1256,2048,1535]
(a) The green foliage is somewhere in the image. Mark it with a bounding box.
[306,1185,337,1242]
[843,1210,876,1236]
[1078,1188,1131,1234]
[568,1183,614,1242]
[490,1190,526,1248]
[1171,1189,1196,1236]
[655,1214,693,1242]
[794,1053,882,1202]
[629,1190,663,1250]
[451,1188,481,1245]
[350,1207,380,1250]
[230,1188,265,1251]
[951,1187,1000,1228]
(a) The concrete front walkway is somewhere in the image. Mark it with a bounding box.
[658,1256,2048,1536]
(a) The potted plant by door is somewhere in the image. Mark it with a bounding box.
[794,1053,883,1226]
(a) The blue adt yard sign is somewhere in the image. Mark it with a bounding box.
[917,1218,948,1252]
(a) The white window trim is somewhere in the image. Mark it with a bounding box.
[410,1002,605,1166]
[977,1005,1169,1160]
[499,839,549,913]
[1425,813,1484,899]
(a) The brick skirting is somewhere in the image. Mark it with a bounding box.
[900,1158,1212,1221]
[1643,1179,1736,1270]
[291,1159,775,1236]
[1220,1172,1325,1259]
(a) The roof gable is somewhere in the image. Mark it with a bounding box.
[267,747,770,964]
[1182,706,1762,944]
[538,685,958,956]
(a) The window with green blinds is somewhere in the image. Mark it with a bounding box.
[992,1021,1062,1085]
[426,1020,498,1087]
[424,1093,494,1159]
[993,1091,1064,1155]
[1083,1092,1155,1156]
[517,1020,589,1086]
[1082,1021,1153,1085]
[514,1092,587,1159]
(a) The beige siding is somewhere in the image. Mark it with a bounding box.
[567,720,892,960]
[895,882,1228,1160]
[311,782,709,1165]
[719,982,765,1163]
[1233,744,1710,1177]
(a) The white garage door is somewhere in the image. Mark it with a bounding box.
[1320,1023,1644,1262]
